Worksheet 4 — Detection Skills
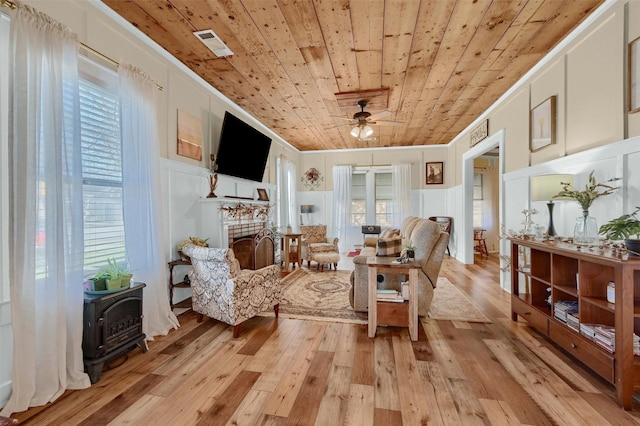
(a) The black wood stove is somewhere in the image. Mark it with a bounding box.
[82,282,147,383]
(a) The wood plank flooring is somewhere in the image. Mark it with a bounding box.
[11,254,640,425]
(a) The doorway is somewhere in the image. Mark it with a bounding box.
[461,129,506,288]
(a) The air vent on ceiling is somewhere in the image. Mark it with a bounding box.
[194,29,233,57]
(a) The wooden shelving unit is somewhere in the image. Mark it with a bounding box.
[168,258,191,308]
[509,237,640,410]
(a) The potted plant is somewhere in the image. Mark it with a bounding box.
[94,258,132,290]
[553,171,616,245]
[599,206,640,255]
[403,241,416,259]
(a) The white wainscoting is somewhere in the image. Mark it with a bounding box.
[159,159,276,304]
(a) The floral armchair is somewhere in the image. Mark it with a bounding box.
[181,244,281,337]
[300,225,339,269]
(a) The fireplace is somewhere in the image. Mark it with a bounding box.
[83,282,147,383]
[228,223,275,270]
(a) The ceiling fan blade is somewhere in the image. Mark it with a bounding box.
[368,110,392,121]
[330,115,355,121]
[370,120,404,126]
[324,123,352,130]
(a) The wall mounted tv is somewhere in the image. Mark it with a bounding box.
[215,111,272,182]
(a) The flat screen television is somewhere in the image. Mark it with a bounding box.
[215,111,272,182]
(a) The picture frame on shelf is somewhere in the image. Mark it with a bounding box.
[257,188,269,201]
[629,36,640,113]
[530,96,556,152]
[426,162,444,185]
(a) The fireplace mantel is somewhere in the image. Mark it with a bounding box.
[198,198,272,250]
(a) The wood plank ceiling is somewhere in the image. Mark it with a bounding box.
[102,0,604,152]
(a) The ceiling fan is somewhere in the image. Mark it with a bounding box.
[327,100,403,140]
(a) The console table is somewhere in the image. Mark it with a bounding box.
[367,256,419,341]
[509,237,640,410]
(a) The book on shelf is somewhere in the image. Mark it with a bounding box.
[376,289,404,302]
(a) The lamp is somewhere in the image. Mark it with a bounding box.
[350,124,374,139]
[531,174,574,236]
[300,204,314,225]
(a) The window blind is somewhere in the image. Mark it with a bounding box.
[79,78,125,272]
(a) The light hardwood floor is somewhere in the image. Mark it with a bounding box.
[11,254,640,425]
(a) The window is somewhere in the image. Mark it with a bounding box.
[351,169,393,227]
[375,173,393,227]
[473,172,483,228]
[79,63,126,273]
[351,172,366,225]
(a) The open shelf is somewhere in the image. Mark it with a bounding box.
[509,237,640,410]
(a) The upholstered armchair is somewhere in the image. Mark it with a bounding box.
[300,225,339,269]
[349,217,449,316]
[181,244,281,337]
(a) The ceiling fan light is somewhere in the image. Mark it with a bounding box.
[350,126,360,137]
[362,125,374,138]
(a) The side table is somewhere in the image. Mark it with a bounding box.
[168,258,191,308]
[367,256,419,341]
[282,233,302,271]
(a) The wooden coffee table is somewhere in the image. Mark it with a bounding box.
[366,256,419,341]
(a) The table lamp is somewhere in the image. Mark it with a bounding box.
[300,204,314,225]
[531,174,574,236]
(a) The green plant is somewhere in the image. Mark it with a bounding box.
[599,207,640,240]
[552,171,616,211]
[95,258,130,279]
[404,241,416,251]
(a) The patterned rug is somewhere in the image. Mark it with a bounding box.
[260,268,491,324]
[429,277,492,323]
[261,269,368,324]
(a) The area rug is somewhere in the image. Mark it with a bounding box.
[261,269,491,324]
[261,269,368,324]
[429,277,492,323]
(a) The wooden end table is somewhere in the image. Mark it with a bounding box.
[168,258,191,308]
[282,232,302,271]
[367,256,419,341]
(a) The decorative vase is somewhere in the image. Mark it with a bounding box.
[574,210,598,245]
[406,249,415,259]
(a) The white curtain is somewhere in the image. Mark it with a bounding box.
[119,65,179,338]
[332,165,352,252]
[392,164,412,228]
[2,4,90,416]
[280,155,298,230]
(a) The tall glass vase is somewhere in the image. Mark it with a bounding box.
[574,210,598,245]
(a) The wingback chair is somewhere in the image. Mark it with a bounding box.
[300,225,339,269]
[181,244,281,337]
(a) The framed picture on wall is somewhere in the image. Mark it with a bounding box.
[629,36,640,113]
[426,162,444,185]
[530,95,556,152]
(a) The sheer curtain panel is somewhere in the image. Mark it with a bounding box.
[392,164,412,228]
[283,156,298,230]
[332,165,352,252]
[119,65,179,338]
[2,3,90,416]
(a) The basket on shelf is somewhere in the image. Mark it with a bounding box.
[176,236,209,261]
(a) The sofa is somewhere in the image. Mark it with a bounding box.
[349,216,450,316]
